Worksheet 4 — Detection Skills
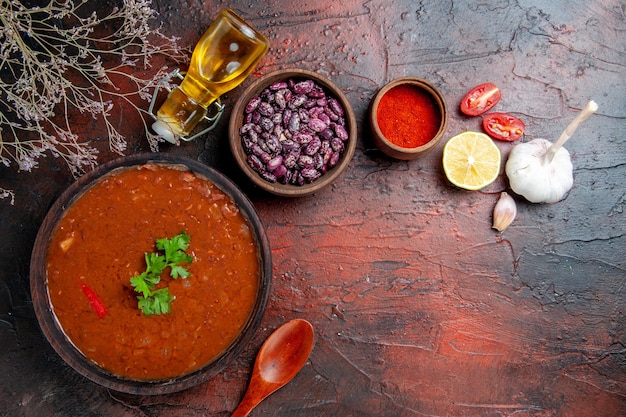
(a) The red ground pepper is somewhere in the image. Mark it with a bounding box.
[80,283,108,318]
[376,84,441,148]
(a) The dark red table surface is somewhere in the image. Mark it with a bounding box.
[1,1,624,416]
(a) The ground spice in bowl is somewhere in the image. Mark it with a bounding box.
[376,84,440,148]
[369,77,448,160]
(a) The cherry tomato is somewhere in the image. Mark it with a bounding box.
[482,112,525,141]
[460,82,501,116]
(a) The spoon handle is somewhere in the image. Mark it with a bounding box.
[230,392,258,417]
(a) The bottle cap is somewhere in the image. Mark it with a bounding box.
[152,120,177,144]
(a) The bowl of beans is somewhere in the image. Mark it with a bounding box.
[369,77,448,160]
[30,153,272,395]
[229,69,357,197]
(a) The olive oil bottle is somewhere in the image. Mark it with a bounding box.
[152,9,269,143]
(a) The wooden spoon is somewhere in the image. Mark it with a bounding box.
[231,319,315,417]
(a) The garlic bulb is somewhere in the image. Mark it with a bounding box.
[505,139,573,203]
[492,192,517,231]
[505,101,597,204]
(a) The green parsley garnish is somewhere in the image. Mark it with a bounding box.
[130,231,192,315]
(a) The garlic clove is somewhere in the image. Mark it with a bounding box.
[492,192,517,232]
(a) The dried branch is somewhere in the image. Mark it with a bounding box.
[0,0,189,203]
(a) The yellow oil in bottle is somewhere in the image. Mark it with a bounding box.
[153,9,269,143]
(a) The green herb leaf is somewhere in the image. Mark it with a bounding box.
[156,231,190,257]
[145,252,167,276]
[130,273,153,297]
[138,288,174,315]
[130,231,192,315]
[151,288,175,315]
[170,264,190,279]
[156,231,193,278]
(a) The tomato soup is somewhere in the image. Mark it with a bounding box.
[46,164,260,380]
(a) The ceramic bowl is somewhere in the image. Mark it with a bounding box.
[369,77,448,160]
[30,154,272,395]
[229,69,357,197]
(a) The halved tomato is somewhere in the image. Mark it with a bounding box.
[460,82,501,116]
[482,112,525,141]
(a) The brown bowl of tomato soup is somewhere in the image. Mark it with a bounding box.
[30,154,272,395]
[369,77,448,160]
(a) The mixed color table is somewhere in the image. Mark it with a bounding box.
[1,0,624,416]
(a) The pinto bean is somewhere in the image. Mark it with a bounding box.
[304,137,322,155]
[267,155,283,172]
[328,152,340,168]
[280,139,298,153]
[307,88,325,99]
[308,118,327,133]
[331,137,345,152]
[334,123,349,141]
[301,167,321,180]
[289,94,307,109]
[259,170,277,183]
[283,151,299,169]
[245,96,262,113]
[287,112,300,133]
[293,80,314,94]
[298,154,315,168]
[269,81,288,91]
[319,127,334,141]
[257,101,274,117]
[328,98,344,117]
[265,135,281,154]
[274,90,286,109]
[260,117,273,132]
[292,131,313,145]
[317,112,331,126]
[298,108,310,124]
[247,154,264,172]
[272,164,287,179]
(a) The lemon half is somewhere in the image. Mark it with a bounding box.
[442,131,501,190]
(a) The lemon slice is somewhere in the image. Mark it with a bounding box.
[442,131,501,190]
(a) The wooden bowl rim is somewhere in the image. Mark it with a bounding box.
[369,76,448,159]
[229,69,357,197]
[29,153,272,395]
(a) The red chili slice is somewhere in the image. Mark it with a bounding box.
[81,283,108,318]
[460,82,501,116]
[482,112,525,141]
